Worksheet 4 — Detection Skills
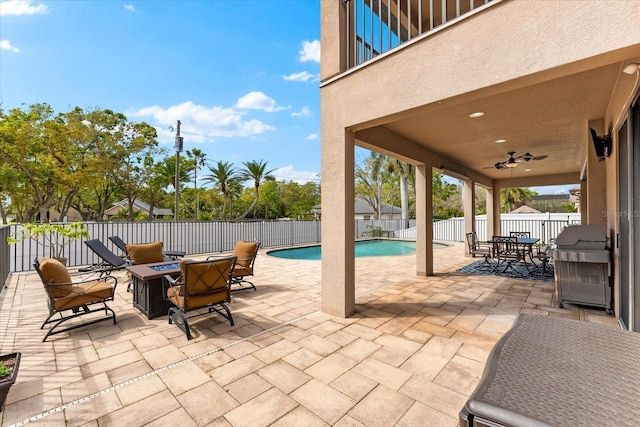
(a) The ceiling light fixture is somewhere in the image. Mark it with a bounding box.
[469,112,484,118]
[495,139,506,144]
[623,63,639,75]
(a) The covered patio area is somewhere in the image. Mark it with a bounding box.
[0,243,616,426]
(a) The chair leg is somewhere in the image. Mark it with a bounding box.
[209,303,234,326]
[231,278,256,292]
[41,304,116,342]
[168,307,191,340]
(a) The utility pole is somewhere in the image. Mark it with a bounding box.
[174,120,183,221]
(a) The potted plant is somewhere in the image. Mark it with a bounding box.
[7,222,90,265]
[0,352,20,412]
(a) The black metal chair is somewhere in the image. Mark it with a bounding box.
[465,232,493,270]
[510,231,534,262]
[163,257,236,340]
[83,239,129,275]
[492,236,527,277]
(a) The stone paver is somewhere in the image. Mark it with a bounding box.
[0,243,621,427]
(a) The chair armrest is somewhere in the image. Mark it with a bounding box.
[164,274,181,286]
[47,275,118,287]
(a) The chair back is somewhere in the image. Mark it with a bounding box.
[510,231,531,239]
[233,241,260,271]
[465,232,477,252]
[108,236,129,256]
[34,258,73,297]
[126,242,165,264]
[492,236,521,259]
[180,257,236,310]
[85,239,128,268]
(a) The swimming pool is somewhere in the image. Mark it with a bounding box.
[267,239,447,260]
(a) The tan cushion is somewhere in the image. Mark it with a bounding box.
[53,280,114,311]
[126,242,164,264]
[167,258,234,311]
[233,241,258,269]
[39,258,72,297]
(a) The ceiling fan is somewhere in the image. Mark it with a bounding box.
[489,151,548,170]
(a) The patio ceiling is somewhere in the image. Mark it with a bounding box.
[378,62,622,181]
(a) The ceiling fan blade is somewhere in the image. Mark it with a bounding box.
[532,155,547,160]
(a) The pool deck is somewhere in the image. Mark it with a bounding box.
[0,242,618,426]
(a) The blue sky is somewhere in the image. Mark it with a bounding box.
[0,0,571,195]
[1,0,321,183]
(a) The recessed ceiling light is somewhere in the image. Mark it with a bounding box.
[495,139,506,143]
[469,112,484,118]
[524,168,532,172]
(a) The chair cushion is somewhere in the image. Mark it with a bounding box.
[233,241,258,269]
[126,242,164,264]
[53,280,114,311]
[39,258,73,297]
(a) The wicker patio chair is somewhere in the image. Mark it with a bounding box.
[34,257,117,342]
[163,257,236,340]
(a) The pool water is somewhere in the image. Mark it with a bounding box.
[267,239,446,260]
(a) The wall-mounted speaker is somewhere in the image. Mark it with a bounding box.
[590,128,612,161]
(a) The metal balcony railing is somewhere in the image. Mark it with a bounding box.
[345,0,494,68]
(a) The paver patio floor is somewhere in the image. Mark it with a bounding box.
[0,242,618,426]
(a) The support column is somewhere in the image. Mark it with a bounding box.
[491,184,502,238]
[486,187,496,240]
[321,128,355,318]
[416,163,434,276]
[580,180,588,224]
[463,180,476,254]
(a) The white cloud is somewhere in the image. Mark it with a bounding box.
[0,39,19,52]
[270,165,320,184]
[291,106,311,118]
[124,4,135,12]
[234,91,288,112]
[129,101,275,144]
[305,133,318,140]
[0,0,48,15]
[283,71,315,82]
[299,39,320,63]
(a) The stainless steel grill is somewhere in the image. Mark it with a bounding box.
[553,224,612,314]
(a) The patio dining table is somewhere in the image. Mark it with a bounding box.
[488,237,540,268]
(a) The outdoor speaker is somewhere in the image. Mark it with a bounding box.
[590,128,612,161]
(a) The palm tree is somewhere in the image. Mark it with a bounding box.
[236,159,275,220]
[386,158,414,226]
[203,161,238,220]
[186,148,207,220]
[501,187,535,212]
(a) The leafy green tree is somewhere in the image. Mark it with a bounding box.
[355,152,393,219]
[0,104,65,221]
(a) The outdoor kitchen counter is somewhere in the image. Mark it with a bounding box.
[460,314,640,427]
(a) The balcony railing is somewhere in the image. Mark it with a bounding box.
[345,0,494,68]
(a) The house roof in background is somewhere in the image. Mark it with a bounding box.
[105,200,173,216]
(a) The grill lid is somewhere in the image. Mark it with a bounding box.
[555,224,607,250]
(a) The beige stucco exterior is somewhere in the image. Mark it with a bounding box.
[320,0,640,329]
